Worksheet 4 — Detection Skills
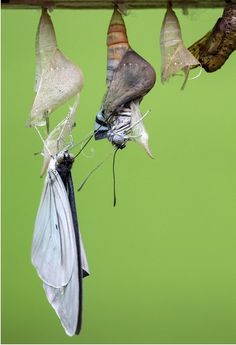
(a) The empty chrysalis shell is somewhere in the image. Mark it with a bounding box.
[188,3,236,72]
[34,8,57,92]
[160,6,200,89]
[106,7,130,86]
[40,94,80,176]
[28,9,83,127]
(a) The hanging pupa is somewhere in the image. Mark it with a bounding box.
[160,4,200,89]
[188,2,236,73]
[27,8,83,127]
[94,7,156,156]
[106,6,130,86]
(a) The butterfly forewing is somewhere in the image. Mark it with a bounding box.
[32,167,75,288]
[103,50,156,116]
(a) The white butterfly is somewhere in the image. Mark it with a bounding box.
[32,156,89,336]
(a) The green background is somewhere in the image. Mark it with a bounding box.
[2,6,236,344]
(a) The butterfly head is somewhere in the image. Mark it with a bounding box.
[56,151,74,176]
[107,130,127,149]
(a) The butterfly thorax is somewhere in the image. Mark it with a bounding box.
[56,152,74,182]
[107,130,127,149]
[106,106,132,149]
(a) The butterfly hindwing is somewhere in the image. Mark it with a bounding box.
[43,236,89,336]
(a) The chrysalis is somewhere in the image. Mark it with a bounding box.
[160,5,200,89]
[106,6,130,86]
[40,94,80,176]
[94,7,156,156]
[28,9,83,127]
[188,3,236,72]
[32,151,89,336]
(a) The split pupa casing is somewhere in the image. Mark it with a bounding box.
[188,3,236,72]
[160,6,200,89]
[40,94,80,176]
[106,7,130,86]
[28,9,83,127]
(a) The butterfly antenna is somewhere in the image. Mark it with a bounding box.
[126,109,151,132]
[73,134,94,159]
[73,118,109,159]
[112,147,119,207]
[78,153,112,192]
[72,131,95,150]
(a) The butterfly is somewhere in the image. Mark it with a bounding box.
[94,7,156,157]
[31,151,89,336]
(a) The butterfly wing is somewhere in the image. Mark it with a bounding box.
[43,236,89,336]
[80,236,90,277]
[32,169,76,288]
[32,161,89,336]
[102,49,156,116]
[43,260,79,336]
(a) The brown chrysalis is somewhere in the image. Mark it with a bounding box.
[189,3,236,73]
